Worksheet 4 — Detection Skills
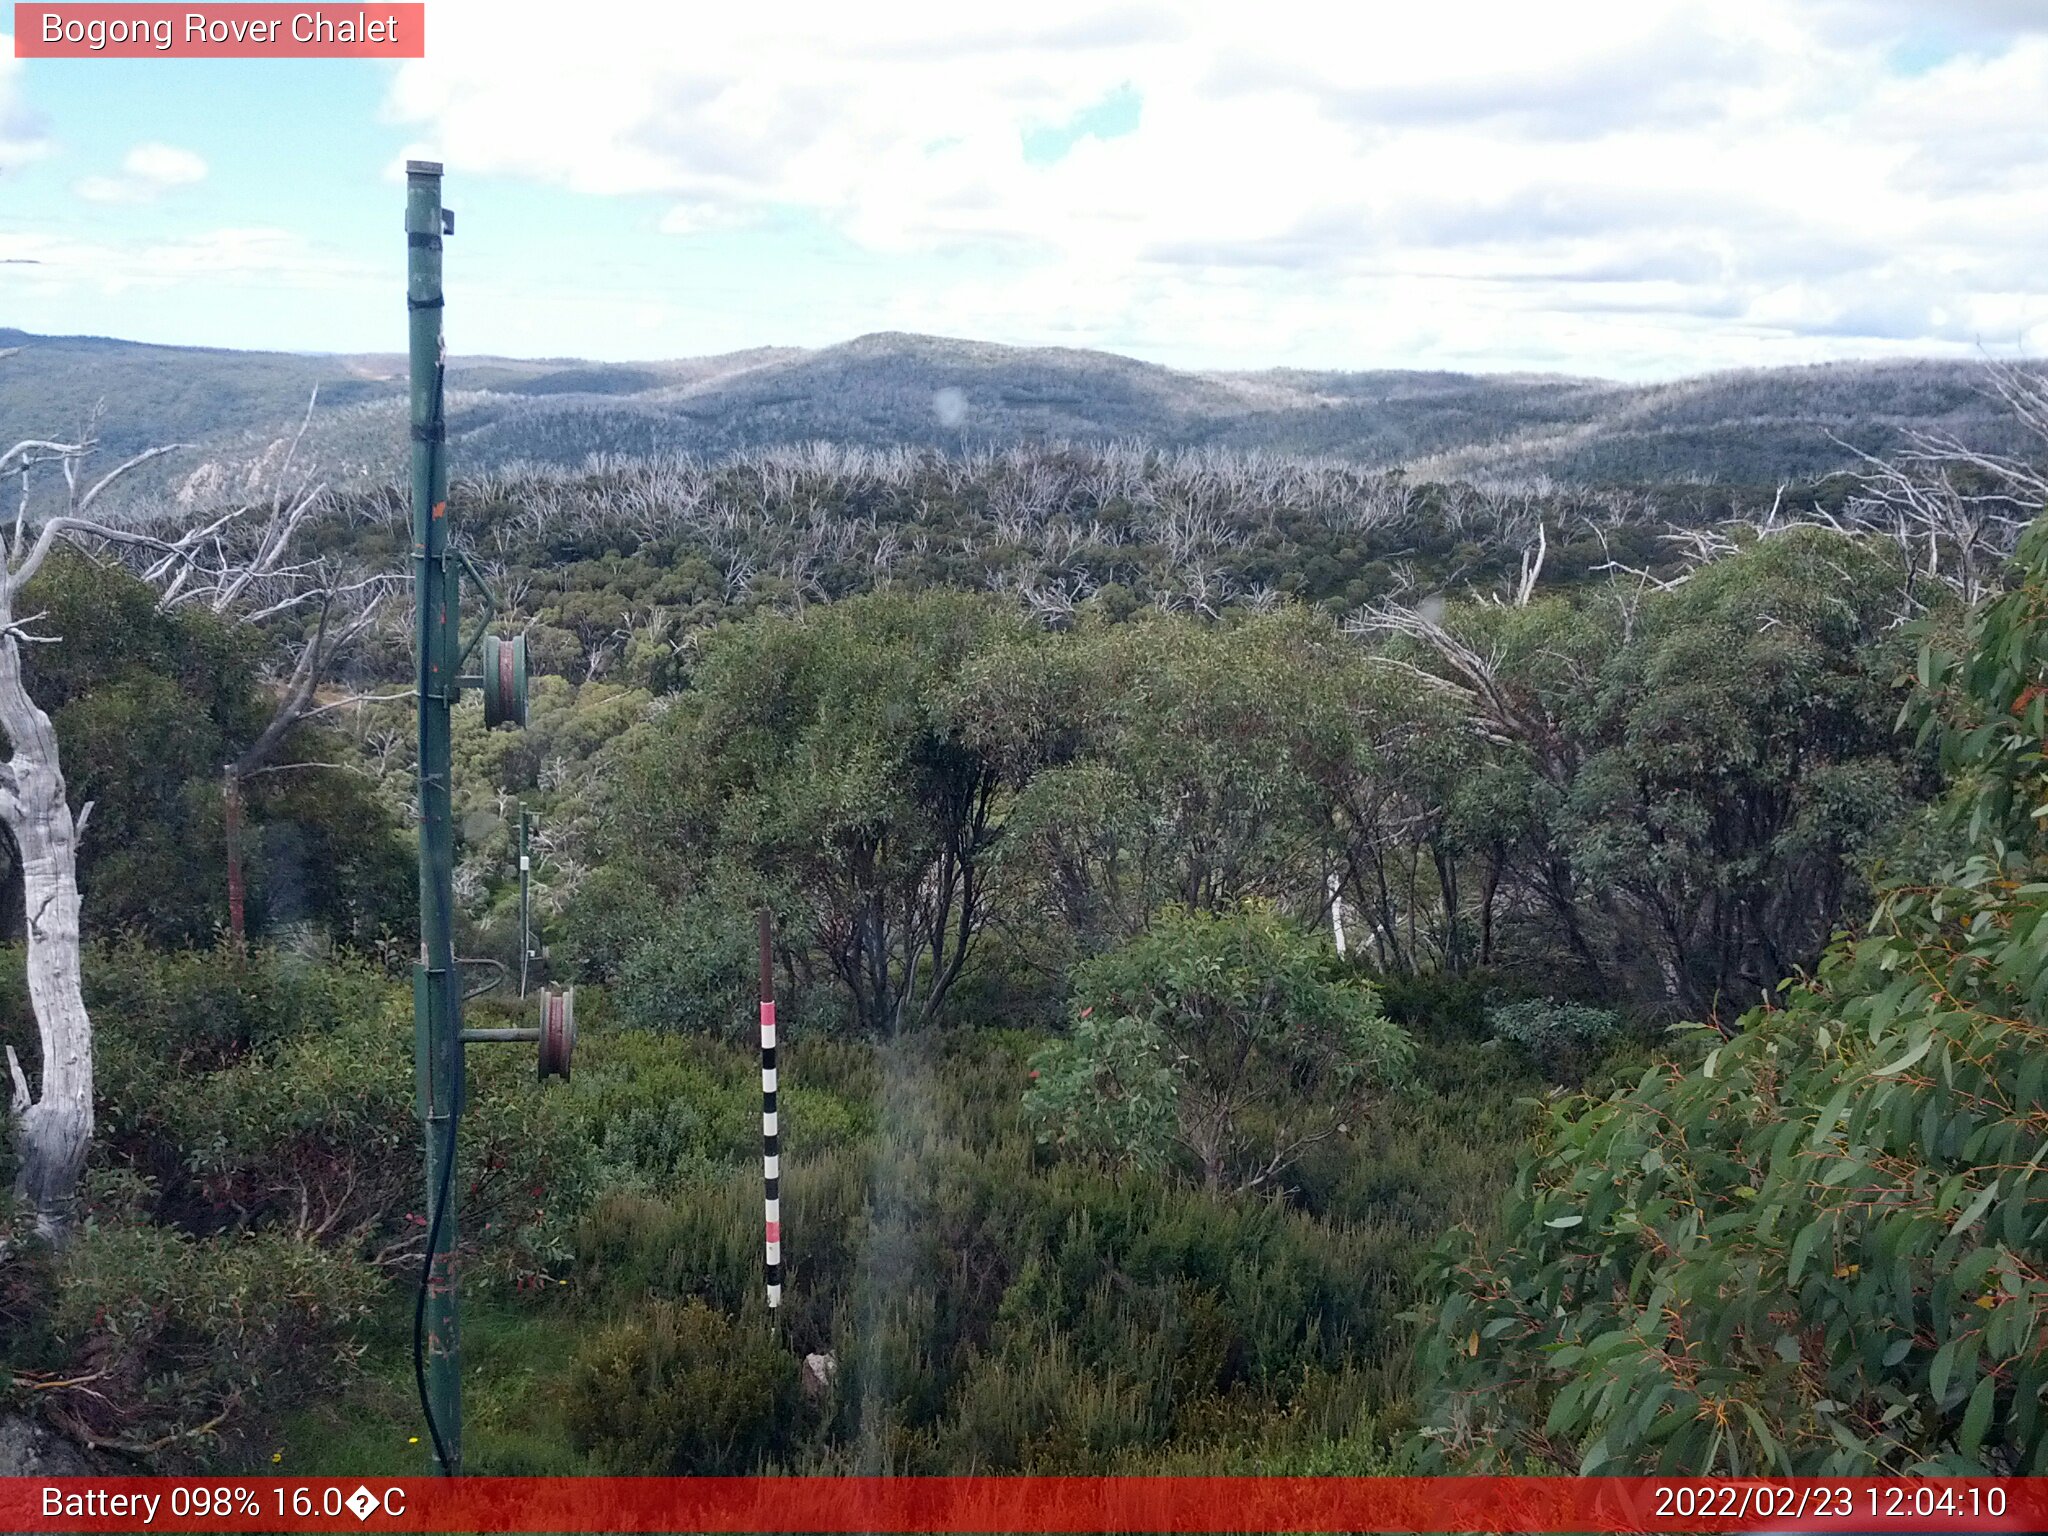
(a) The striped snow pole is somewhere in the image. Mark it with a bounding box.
[759,908,781,1319]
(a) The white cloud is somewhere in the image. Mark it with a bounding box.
[75,142,207,204]
[0,226,372,296]
[369,0,2043,373]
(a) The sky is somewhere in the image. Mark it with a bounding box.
[1,0,2046,379]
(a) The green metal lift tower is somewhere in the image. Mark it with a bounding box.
[406,160,570,1476]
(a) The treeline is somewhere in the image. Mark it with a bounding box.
[291,438,1955,692]
[488,525,1929,1035]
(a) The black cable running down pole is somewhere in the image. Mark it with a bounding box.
[412,1107,459,1473]
[411,340,461,1477]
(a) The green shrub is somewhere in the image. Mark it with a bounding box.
[1370,968,1500,1042]
[1026,903,1412,1194]
[552,865,669,985]
[558,1020,1472,1475]
[2,944,598,1465]
[564,1298,799,1472]
[1484,997,1626,1082]
[1290,1035,1537,1232]
[44,1224,378,1456]
[0,945,591,1290]
[0,941,391,1092]
[611,897,757,1036]
[571,1030,755,1190]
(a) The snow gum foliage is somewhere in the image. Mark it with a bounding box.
[1417,515,2048,1475]
[1025,903,1412,1195]
[1485,999,1626,1084]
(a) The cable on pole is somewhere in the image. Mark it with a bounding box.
[412,1107,459,1474]
[409,293,460,1475]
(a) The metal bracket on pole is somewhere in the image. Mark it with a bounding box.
[453,546,501,676]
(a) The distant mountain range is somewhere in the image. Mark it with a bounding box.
[0,326,2033,509]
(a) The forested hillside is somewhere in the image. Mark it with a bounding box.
[3,364,2047,1479]
[4,327,2035,514]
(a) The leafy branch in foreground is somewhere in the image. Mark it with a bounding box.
[1415,514,2048,1475]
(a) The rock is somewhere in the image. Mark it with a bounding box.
[0,1414,95,1476]
[801,1352,837,1401]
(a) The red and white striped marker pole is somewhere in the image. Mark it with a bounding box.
[759,907,781,1322]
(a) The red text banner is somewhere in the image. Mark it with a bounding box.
[13,5,425,58]
[1,1476,2043,1533]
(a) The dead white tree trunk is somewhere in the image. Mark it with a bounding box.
[0,571,93,1237]
[0,431,189,1240]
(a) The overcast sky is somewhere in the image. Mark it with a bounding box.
[2,0,2044,378]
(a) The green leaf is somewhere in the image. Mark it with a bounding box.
[1958,1372,1997,1461]
[1788,1219,1824,1287]
[1872,1036,1935,1077]
[1736,1400,1786,1471]
[1544,1377,1586,1437]
[1931,1338,1958,1403]
[1950,1244,1999,1294]
[1949,1179,2000,1239]
[1810,1083,1855,1147]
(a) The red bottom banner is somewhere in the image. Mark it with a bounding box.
[3,1476,2042,1534]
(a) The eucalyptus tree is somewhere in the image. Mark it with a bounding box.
[1357,528,1925,1013]
[1000,609,1354,952]
[1024,901,1413,1196]
[1562,526,1921,1017]
[0,398,400,1235]
[1417,513,2048,1476]
[592,589,1047,1034]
